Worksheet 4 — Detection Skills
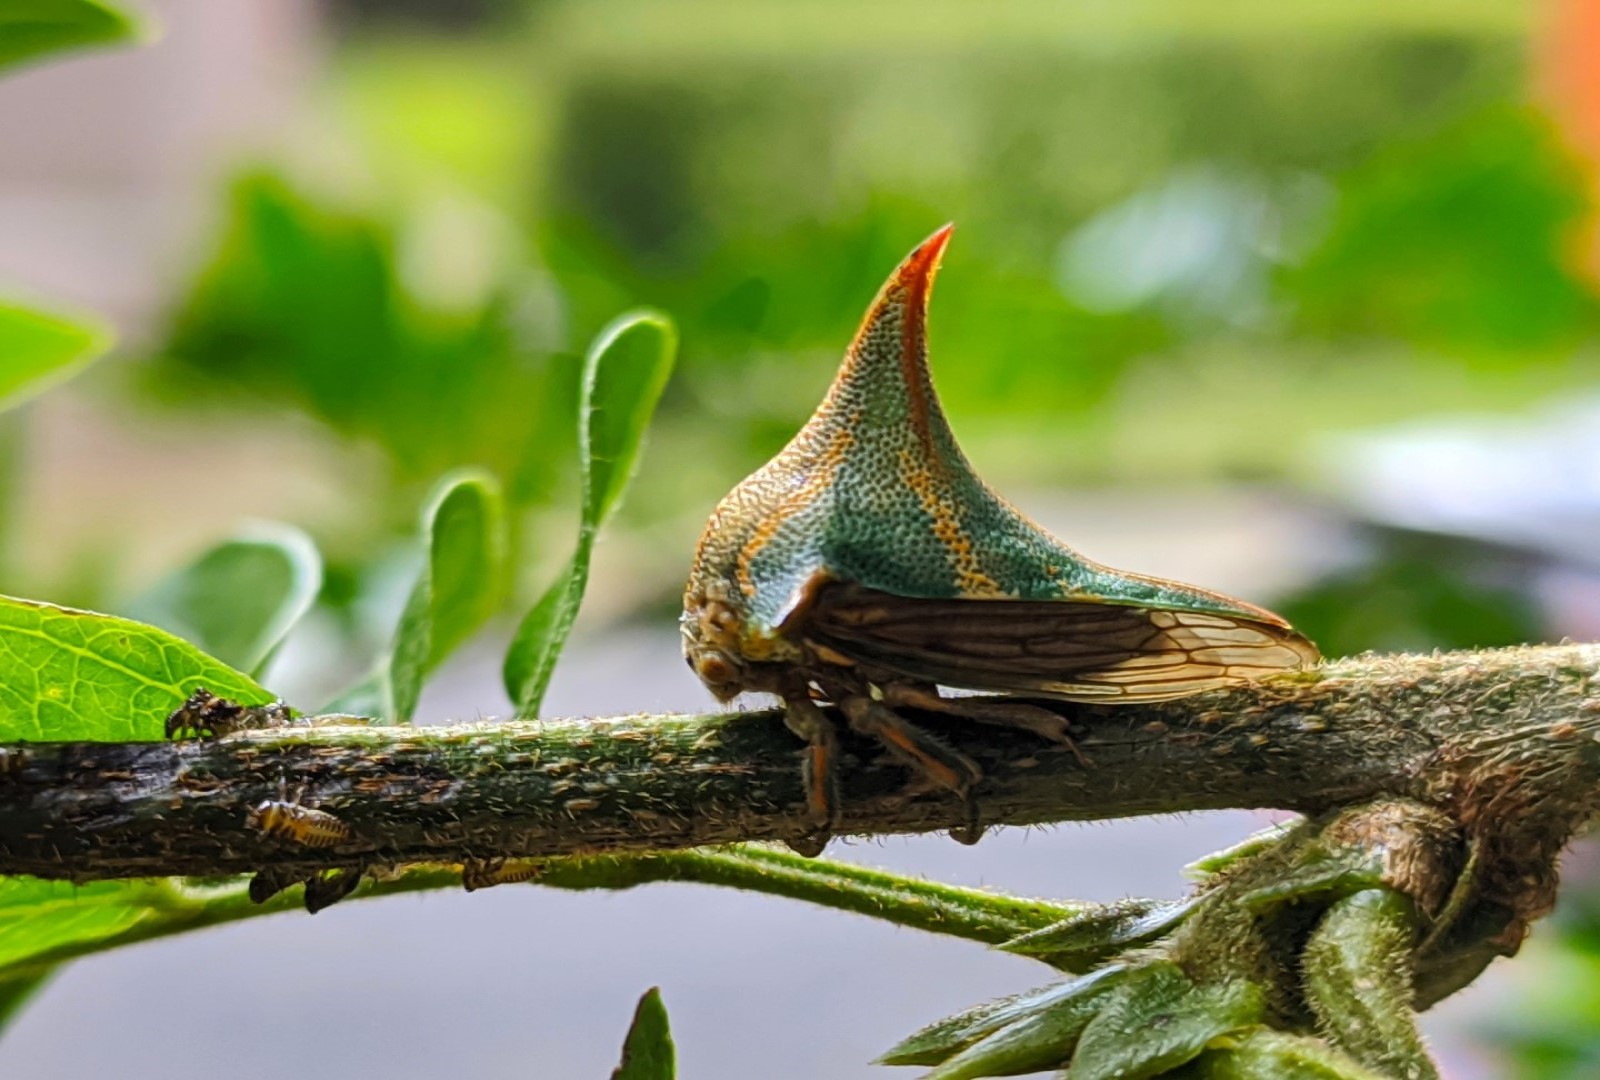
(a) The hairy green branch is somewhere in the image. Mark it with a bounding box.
[2,644,1598,914]
[4,642,1598,1077]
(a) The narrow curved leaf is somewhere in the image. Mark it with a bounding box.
[880,967,1130,1068]
[0,595,272,741]
[1000,897,1198,971]
[127,523,322,678]
[1302,889,1435,1079]
[504,312,676,717]
[0,0,142,74]
[1237,849,1384,912]
[612,986,675,1080]
[1183,819,1301,881]
[0,301,111,413]
[418,473,507,671]
[924,982,1111,1080]
[331,471,506,722]
[582,312,677,526]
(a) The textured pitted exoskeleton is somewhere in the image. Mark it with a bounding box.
[683,225,1319,854]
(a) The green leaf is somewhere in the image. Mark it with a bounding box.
[0,595,272,741]
[880,967,1130,1068]
[419,473,507,671]
[612,986,675,1080]
[0,967,51,1036]
[922,980,1112,1080]
[1237,850,1384,912]
[0,878,158,970]
[580,312,677,526]
[1183,820,1301,881]
[126,523,322,678]
[1068,964,1263,1080]
[0,0,142,74]
[1000,898,1198,971]
[504,312,676,717]
[0,301,111,413]
[333,471,506,722]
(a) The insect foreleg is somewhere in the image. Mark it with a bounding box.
[781,694,841,857]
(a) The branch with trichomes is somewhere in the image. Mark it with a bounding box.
[4,643,1599,1076]
[4,644,1597,908]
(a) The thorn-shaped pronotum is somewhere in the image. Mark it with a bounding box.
[682,224,1319,854]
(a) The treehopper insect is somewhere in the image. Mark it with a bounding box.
[682,225,1319,855]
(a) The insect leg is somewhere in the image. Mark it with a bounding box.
[882,684,1092,767]
[165,688,296,740]
[781,694,841,857]
[247,867,303,905]
[839,694,984,844]
[303,865,364,914]
[461,857,545,892]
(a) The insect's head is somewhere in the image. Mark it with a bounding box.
[681,583,751,702]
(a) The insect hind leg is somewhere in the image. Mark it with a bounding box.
[839,694,984,845]
[882,684,1092,767]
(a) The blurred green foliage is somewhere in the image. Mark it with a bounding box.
[0,0,140,74]
[1278,533,1544,658]
[1495,887,1600,1078]
[127,526,322,679]
[0,301,110,413]
[1290,108,1600,355]
[147,12,1597,518]
[157,171,575,508]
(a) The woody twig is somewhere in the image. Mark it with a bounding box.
[0,644,1596,926]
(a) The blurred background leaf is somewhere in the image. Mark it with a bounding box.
[0,301,110,413]
[0,0,142,74]
[125,524,322,679]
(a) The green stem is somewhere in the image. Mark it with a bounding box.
[570,846,1081,943]
[3,846,1078,978]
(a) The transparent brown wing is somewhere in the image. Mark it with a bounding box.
[800,584,1319,702]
